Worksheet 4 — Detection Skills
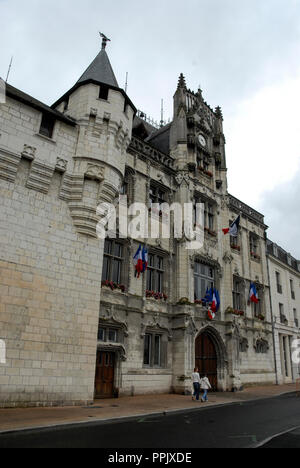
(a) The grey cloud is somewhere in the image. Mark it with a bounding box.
[1,0,300,260]
[1,0,300,121]
[258,169,300,259]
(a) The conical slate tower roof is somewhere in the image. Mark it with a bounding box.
[52,37,136,114]
[77,48,119,88]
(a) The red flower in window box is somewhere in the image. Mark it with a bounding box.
[146,290,168,301]
[102,281,126,293]
[227,307,244,317]
[234,310,245,317]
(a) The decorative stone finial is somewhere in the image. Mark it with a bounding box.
[215,106,223,120]
[177,73,187,89]
[196,86,203,101]
[99,32,111,50]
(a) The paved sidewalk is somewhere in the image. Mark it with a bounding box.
[0,384,296,433]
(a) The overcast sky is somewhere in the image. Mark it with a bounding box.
[1,0,300,257]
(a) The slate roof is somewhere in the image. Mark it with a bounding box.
[52,49,136,114]
[132,116,157,138]
[77,49,119,88]
[5,83,76,126]
[146,122,172,155]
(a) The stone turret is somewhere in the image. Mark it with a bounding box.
[53,39,136,236]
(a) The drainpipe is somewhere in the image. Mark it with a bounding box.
[266,253,279,385]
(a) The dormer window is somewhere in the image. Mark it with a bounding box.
[99,84,109,101]
[39,113,55,139]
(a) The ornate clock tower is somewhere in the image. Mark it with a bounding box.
[170,73,227,194]
[170,74,231,393]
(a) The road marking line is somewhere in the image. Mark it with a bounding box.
[253,425,300,448]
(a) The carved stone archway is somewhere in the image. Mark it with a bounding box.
[195,325,228,391]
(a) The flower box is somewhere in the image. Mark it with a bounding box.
[146,290,168,301]
[226,307,244,317]
[231,245,241,252]
[234,310,245,317]
[195,300,204,306]
[178,297,192,305]
[101,280,126,293]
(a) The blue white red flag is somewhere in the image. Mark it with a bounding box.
[202,287,213,304]
[142,246,148,273]
[208,289,220,320]
[223,215,240,237]
[133,245,143,278]
[249,283,259,304]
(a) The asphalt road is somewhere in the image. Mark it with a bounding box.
[0,393,300,449]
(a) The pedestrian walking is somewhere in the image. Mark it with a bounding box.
[191,368,201,401]
[200,374,212,402]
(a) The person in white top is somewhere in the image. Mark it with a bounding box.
[200,374,212,402]
[191,368,201,401]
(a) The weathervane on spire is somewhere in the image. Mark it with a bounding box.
[99,32,111,50]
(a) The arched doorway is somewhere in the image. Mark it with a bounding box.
[195,332,218,391]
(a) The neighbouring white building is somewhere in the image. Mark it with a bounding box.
[267,240,300,384]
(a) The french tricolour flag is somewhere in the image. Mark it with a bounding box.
[249,283,259,304]
[208,289,220,320]
[142,246,148,273]
[134,245,143,278]
[223,215,240,237]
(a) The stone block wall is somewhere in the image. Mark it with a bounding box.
[0,163,103,406]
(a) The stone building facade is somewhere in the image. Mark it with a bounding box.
[0,41,282,407]
[267,240,300,384]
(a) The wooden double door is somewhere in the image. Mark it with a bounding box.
[195,333,218,391]
[95,351,115,399]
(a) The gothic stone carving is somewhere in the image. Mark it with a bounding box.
[56,158,68,173]
[223,252,234,264]
[174,173,190,187]
[22,144,36,161]
[85,164,105,181]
